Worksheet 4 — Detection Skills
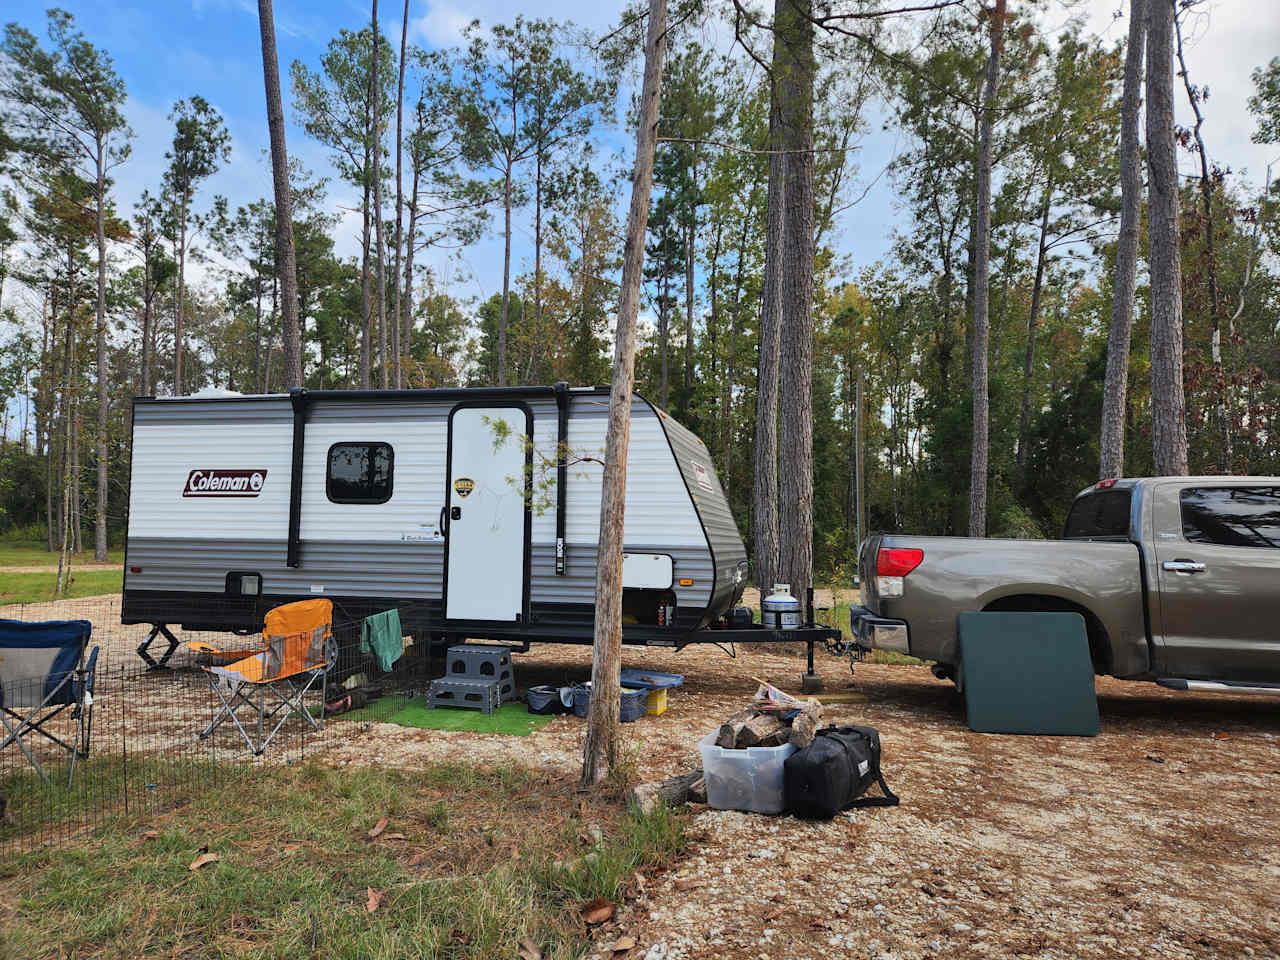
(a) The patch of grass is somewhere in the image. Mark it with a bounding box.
[0,760,687,960]
[0,540,123,567]
[0,569,122,604]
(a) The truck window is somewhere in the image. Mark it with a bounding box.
[1063,489,1132,540]
[327,442,394,504]
[1181,487,1280,548]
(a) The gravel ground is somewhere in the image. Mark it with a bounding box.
[308,640,1280,960]
[4,595,1277,959]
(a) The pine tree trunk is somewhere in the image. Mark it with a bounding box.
[1173,8,1226,469]
[499,167,512,386]
[259,0,303,391]
[372,0,388,390]
[360,72,373,390]
[94,139,109,563]
[582,0,666,789]
[392,0,408,389]
[1146,0,1189,475]
[752,28,786,596]
[1016,187,1052,485]
[175,194,188,395]
[1100,0,1147,481]
[403,150,422,383]
[141,251,153,397]
[777,0,816,599]
[969,0,1005,538]
[684,148,697,405]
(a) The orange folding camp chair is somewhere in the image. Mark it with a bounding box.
[199,599,334,755]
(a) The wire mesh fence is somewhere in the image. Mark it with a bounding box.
[0,594,439,856]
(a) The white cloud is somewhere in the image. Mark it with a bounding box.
[410,4,477,49]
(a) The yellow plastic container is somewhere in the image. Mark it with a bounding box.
[646,688,668,716]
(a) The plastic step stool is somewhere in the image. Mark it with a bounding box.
[427,677,501,715]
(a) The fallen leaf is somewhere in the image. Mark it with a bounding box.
[380,833,408,841]
[516,936,542,960]
[189,853,219,871]
[1212,732,1230,741]
[367,816,389,840]
[809,918,829,930]
[612,934,636,952]
[140,830,159,840]
[763,907,784,922]
[365,887,385,913]
[580,897,615,925]
[407,850,430,867]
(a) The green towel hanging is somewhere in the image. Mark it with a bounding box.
[361,609,404,672]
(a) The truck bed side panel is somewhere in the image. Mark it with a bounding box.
[874,536,1149,677]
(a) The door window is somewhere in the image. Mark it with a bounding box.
[326,442,394,504]
[1180,487,1280,548]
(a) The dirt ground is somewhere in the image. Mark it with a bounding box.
[4,595,1278,959]
[319,640,1280,960]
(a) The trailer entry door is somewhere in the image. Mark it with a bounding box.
[445,406,530,622]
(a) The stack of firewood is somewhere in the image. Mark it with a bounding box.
[714,695,823,751]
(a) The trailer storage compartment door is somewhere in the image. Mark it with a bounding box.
[445,406,531,622]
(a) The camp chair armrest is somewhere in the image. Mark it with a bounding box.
[77,646,100,698]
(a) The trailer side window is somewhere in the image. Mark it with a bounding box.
[327,442,394,504]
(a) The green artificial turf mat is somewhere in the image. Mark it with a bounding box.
[335,697,557,736]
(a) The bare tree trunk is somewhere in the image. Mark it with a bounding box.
[175,193,188,395]
[1100,0,1147,481]
[141,253,153,396]
[684,146,697,405]
[392,0,409,389]
[582,0,666,789]
[56,314,74,594]
[499,166,512,386]
[753,37,786,595]
[1016,187,1051,485]
[372,0,389,390]
[777,0,816,599]
[1146,0,1189,475]
[659,231,669,408]
[259,0,303,391]
[968,0,1005,538]
[360,74,373,389]
[1173,6,1226,470]
[402,148,422,384]
[94,139,109,562]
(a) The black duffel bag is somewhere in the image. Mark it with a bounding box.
[784,725,900,819]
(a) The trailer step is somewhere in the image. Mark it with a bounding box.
[427,678,502,714]
[1157,678,1280,697]
[444,644,514,699]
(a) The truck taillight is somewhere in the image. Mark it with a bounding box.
[876,548,923,577]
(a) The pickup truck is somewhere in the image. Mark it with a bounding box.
[850,476,1280,693]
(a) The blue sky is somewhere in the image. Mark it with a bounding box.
[3,0,1278,319]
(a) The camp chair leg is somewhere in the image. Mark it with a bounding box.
[137,624,180,670]
[201,676,261,745]
[0,710,51,786]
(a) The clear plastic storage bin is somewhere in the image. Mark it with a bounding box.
[698,732,797,814]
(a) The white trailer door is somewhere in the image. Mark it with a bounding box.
[445,406,530,622]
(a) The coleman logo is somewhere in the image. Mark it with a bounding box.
[183,469,268,498]
[453,477,475,498]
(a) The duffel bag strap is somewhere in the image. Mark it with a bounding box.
[848,770,899,808]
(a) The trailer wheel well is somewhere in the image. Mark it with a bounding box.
[981,594,1113,674]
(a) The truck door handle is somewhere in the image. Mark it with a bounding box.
[451,506,462,520]
[1163,559,1206,574]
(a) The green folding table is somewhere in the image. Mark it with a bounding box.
[957,611,1100,736]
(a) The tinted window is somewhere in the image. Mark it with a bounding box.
[1181,487,1280,548]
[327,443,394,504]
[1063,489,1133,540]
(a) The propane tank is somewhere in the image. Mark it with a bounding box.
[761,583,801,630]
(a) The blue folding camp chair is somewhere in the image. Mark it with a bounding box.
[0,619,99,786]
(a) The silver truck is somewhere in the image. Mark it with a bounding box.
[851,476,1280,693]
